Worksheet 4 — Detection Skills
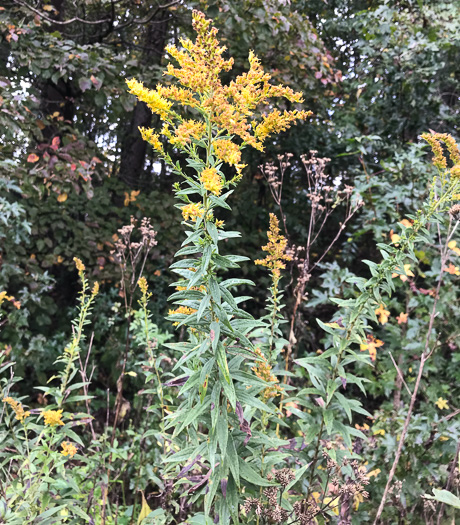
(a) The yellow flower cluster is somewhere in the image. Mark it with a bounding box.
[360,335,384,362]
[170,120,206,147]
[255,214,291,283]
[421,132,460,170]
[374,304,390,325]
[61,441,78,457]
[168,306,197,326]
[165,12,234,94]
[128,9,311,173]
[139,127,164,154]
[126,78,172,119]
[200,167,223,195]
[251,348,282,400]
[2,397,30,422]
[451,164,460,179]
[43,409,64,427]
[73,257,85,272]
[138,276,149,295]
[0,291,21,309]
[181,202,205,221]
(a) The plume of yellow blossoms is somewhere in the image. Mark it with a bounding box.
[251,348,283,401]
[255,214,292,290]
[2,397,30,422]
[421,132,460,173]
[127,10,311,188]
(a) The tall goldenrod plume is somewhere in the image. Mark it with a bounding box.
[127,10,311,166]
[255,213,291,286]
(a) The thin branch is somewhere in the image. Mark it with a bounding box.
[13,0,113,26]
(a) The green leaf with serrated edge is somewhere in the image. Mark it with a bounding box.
[213,254,239,268]
[188,269,204,289]
[62,427,84,446]
[333,392,352,422]
[227,435,240,488]
[202,245,212,272]
[217,407,228,456]
[182,229,203,246]
[218,231,241,240]
[209,427,218,472]
[200,357,215,385]
[205,467,221,517]
[225,255,250,263]
[239,459,276,487]
[209,193,232,210]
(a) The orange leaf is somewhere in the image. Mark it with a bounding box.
[27,153,39,163]
[51,136,60,150]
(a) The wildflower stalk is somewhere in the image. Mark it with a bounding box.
[56,259,98,407]
[301,134,460,503]
[128,10,309,520]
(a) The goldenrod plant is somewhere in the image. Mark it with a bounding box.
[127,10,310,523]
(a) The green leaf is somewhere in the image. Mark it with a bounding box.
[216,342,231,384]
[217,407,229,455]
[239,459,276,487]
[227,435,240,488]
[197,294,211,322]
[424,489,460,509]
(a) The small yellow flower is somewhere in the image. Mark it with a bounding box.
[399,219,413,228]
[60,441,77,457]
[200,167,223,196]
[448,240,460,256]
[451,164,460,179]
[138,277,148,294]
[367,468,381,478]
[91,282,100,295]
[43,409,64,427]
[444,263,460,276]
[392,263,414,282]
[389,229,400,244]
[360,335,384,361]
[181,202,204,222]
[73,257,85,272]
[396,312,408,324]
[373,429,385,436]
[435,397,449,410]
[2,397,30,422]
[168,306,197,326]
[375,304,390,325]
